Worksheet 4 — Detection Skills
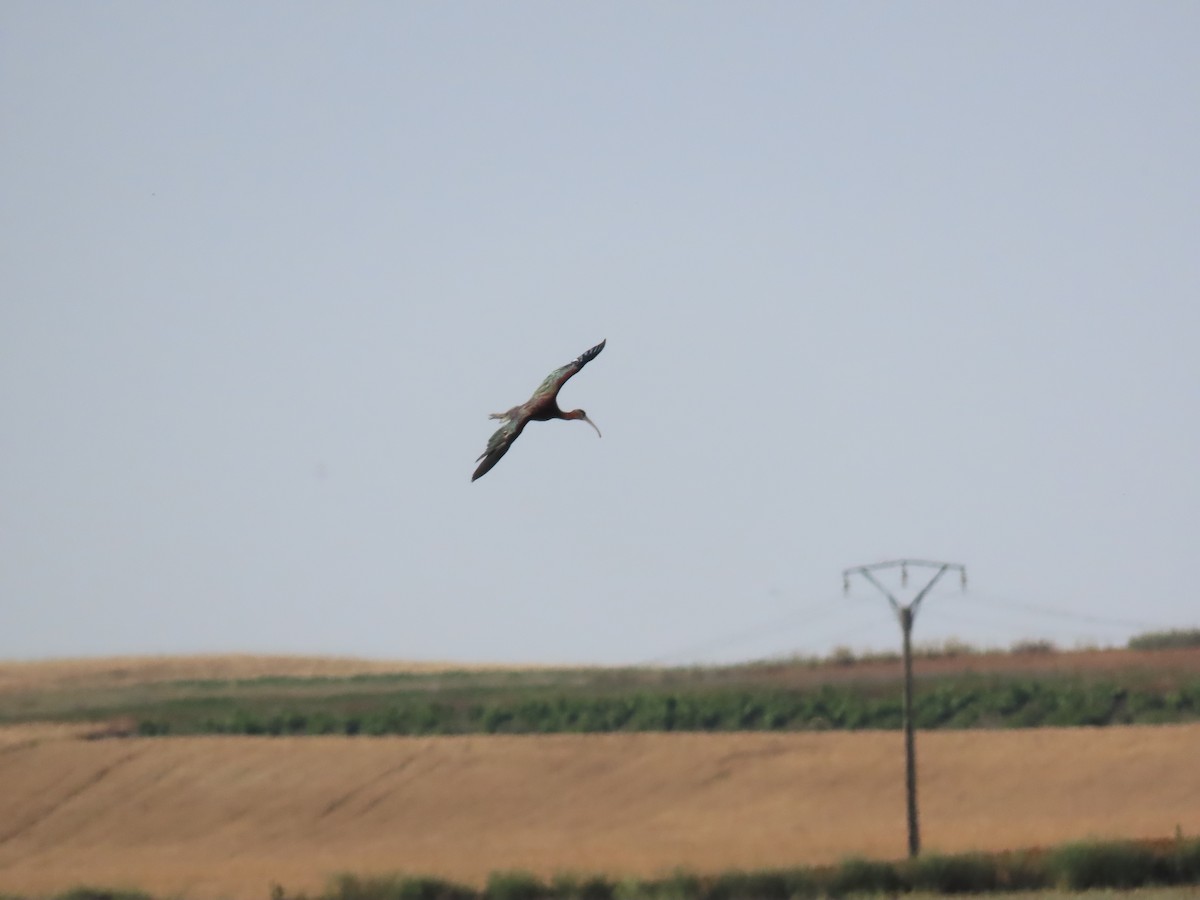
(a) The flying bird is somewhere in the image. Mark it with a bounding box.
[472,339,607,481]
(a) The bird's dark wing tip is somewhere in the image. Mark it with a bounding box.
[578,338,606,365]
[472,436,512,481]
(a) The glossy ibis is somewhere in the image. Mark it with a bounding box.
[472,339,606,481]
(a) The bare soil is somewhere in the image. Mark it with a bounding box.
[1,724,1197,899]
[751,645,1200,688]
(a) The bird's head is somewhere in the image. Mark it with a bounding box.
[569,409,602,437]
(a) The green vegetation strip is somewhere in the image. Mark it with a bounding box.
[23,836,1200,900]
[5,632,1198,736]
[129,676,1200,736]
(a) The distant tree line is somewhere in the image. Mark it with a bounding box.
[1127,628,1200,651]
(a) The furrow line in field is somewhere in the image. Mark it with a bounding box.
[320,757,419,818]
[0,748,140,846]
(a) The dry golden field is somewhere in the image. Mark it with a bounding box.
[0,654,512,696]
[1,653,1198,899]
[1,722,1198,898]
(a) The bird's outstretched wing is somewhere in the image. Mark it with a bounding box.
[472,339,606,482]
[472,416,527,481]
[529,339,607,404]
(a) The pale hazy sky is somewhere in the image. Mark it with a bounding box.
[3,3,1198,665]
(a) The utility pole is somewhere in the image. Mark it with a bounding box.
[842,559,967,858]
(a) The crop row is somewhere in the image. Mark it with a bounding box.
[134,676,1200,736]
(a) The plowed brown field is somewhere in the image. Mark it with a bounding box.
[1,724,1198,899]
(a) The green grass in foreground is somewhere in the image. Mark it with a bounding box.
[292,836,1200,898]
[25,837,1200,900]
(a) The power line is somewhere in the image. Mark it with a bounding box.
[786,611,889,655]
[843,558,966,860]
[639,584,1177,669]
[967,589,1170,631]
[641,592,846,666]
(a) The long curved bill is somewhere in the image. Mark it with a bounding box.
[582,414,602,438]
